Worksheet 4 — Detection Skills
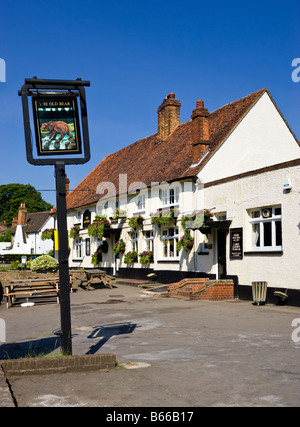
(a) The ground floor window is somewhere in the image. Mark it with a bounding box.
[161,227,179,258]
[143,230,154,252]
[74,238,83,258]
[129,231,139,253]
[249,206,282,251]
[85,238,91,256]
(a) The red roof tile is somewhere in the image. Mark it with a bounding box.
[65,88,267,210]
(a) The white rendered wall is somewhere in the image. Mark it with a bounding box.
[200,92,300,183]
[201,164,300,289]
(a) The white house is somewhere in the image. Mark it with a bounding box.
[61,89,300,304]
[0,204,54,256]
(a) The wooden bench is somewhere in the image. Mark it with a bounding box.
[3,288,60,308]
[3,279,73,308]
[79,270,116,291]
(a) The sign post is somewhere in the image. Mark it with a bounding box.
[19,78,91,355]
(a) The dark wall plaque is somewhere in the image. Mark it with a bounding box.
[230,228,243,259]
[83,209,91,228]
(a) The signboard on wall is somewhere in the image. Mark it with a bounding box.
[230,228,243,259]
[32,95,82,156]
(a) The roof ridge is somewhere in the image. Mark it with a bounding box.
[209,88,267,115]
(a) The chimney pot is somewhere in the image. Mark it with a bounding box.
[196,99,204,108]
[167,92,175,99]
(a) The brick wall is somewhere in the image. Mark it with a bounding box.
[168,278,234,301]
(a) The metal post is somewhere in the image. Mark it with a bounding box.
[55,162,72,355]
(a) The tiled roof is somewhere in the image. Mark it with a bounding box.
[25,211,51,233]
[65,88,266,210]
[11,211,51,235]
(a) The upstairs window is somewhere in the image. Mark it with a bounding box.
[136,194,146,211]
[249,206,282,251]
[160,187,179,206]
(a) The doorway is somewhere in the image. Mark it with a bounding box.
[217,231,227,278]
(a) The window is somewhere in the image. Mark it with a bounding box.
[136,194,146,211]
[129,231,138,252]
[96,201,108,216]
[161,228,179,258]
[216,212,227,221]
[160,187,179,206]
[249,206,282,251]
[85,238,91,256]
[74,238,83,259]
[144,230,154,253]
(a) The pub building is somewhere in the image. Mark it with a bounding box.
[54,89,300,305]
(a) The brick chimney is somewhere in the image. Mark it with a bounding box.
[157,93,181,140]
[191,99,210,164]
[17,203,27,225]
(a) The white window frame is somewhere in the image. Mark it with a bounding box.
[160,186,179,207]
[161,227,179,260]
[129,231,139,252]
[136,193,146,212]
[143,230,154,253]
[248,206,282,251]
[74,238,83,259]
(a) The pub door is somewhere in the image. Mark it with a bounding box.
[217,230,227,278]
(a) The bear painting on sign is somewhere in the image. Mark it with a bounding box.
[41,121,76,150]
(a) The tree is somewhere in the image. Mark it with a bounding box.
[0,184,53,226]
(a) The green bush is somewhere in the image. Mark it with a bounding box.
[30,255,57,272]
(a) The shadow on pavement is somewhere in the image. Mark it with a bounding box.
[86,322,138,354]
[0,336,61,360]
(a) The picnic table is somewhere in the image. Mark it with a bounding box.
[3,277,73,308]
[78,269,116,291]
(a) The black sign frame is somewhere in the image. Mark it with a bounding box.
[19,78,90,165]
[230,228,243,259]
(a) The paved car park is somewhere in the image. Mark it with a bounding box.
[0,283,300,407]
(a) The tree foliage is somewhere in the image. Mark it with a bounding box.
[0,184,53,226]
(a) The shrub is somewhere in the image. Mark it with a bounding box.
[30,255,57,272]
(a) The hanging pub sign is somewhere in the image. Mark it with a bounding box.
[19,77,90,166]
[32,94,82,156]
[230,228,243,259]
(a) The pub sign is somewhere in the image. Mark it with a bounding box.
[32,95,82,156]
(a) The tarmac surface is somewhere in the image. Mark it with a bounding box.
[1,282,300,407]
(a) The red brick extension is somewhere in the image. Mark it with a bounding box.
[167,278,234,301]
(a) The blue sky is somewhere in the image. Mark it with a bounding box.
[0,0,299,207]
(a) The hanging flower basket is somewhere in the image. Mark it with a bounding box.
[184,209,214,232]
[91,252,102,265]
[69,225,80,239]
[124,250,138,264]
[41,228,56,241]
[139,250,153,264]
[113,239,126,255]
[151,208,179,226]
[128,215,145,228]
[88,219,111,238]
[176,235,194,252]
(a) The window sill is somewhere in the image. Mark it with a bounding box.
[244,251,283,256]
[72,258,83,262]
[157,258,180,263]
